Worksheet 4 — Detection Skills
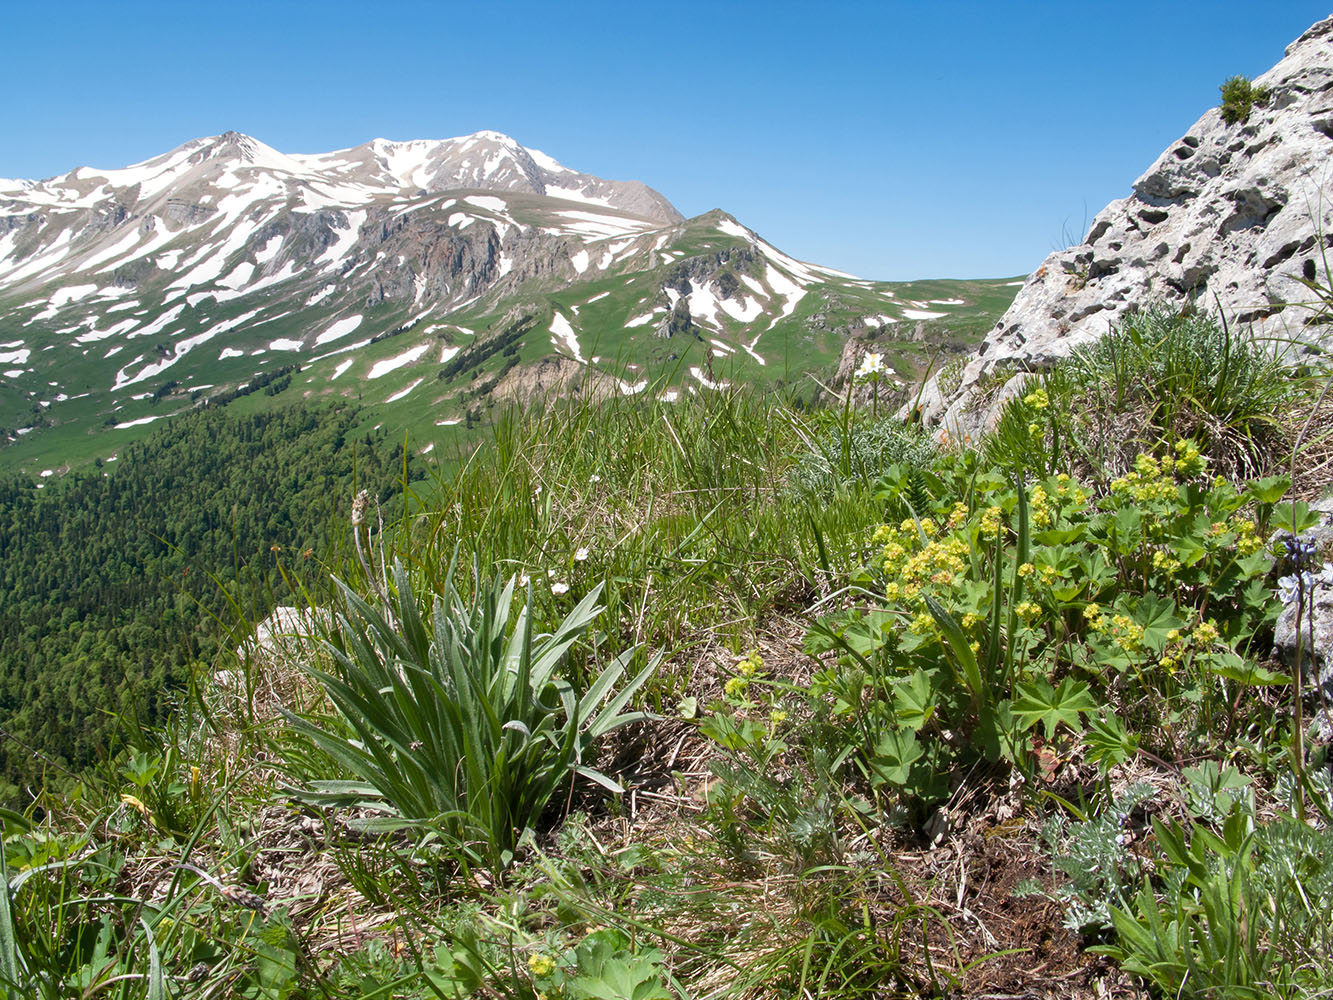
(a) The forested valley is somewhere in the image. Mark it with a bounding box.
[0,403,417,801]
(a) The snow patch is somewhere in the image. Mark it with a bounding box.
[307,284,335,306]
[316,210,366,266]
[689,366,729,391]
[385,378,424,403]
[368,342,431,379]
[464,195,507,213]
[313,314,364,346]
[549,312,585,363]
[547,185,615,209]
[719,295,764,323]
[254,236,282,264]
[113,414,167,429]
[625,309,663,327]
[715,218,751,240]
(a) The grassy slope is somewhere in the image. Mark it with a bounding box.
[5,307,1333,996]
[0,208,1020,477]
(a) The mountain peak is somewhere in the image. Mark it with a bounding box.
[463,129,519,145]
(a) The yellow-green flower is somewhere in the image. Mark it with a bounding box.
[909,611,936,634]
[528,953,557,978]
[1015,601,1042,621]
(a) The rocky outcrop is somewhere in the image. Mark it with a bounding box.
[918,16,1333,431]
[490,354,619,404]
[655,297,694,339]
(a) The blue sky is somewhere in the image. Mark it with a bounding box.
[2,1,1328,280]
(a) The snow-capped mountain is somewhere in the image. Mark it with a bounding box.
[0,131,1015,472]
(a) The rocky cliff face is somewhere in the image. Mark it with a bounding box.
[918,16,1333,430]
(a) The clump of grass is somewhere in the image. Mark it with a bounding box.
[989,307,1307,482]
[788,413,937,497]
[405,388,886,658]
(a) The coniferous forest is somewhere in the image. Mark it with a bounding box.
[0,403,415,800]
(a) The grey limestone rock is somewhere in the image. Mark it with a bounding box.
[917,16,1333,435]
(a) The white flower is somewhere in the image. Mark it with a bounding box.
[551,581,570,595]
[574,547,590,562]
[589,474,602,484]
[855,352,887,381]
[1278,575,1297,605]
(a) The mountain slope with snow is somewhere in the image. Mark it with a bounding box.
[0,131,1017,474]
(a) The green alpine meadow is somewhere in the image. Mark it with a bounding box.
[4,8,1333,999]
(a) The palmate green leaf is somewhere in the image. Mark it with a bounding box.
[891,668,938,733]
[1011,676,1096,738]
[1244,475,1290,505]
[869,728,923,788]
[1127,594,1185,654]
[1206,650,1292,686]
[1084,710,1139,773]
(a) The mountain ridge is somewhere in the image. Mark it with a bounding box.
[0,131,1017,475]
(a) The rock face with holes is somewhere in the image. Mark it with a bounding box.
[916,16,1333,431]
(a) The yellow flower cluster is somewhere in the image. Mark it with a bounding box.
[909,611,936,634]
[1051,473,1089,506]
[1152,549,1182,574]
[1030,485,1053,528]
[880,528,969,595]
[1015,601,1042,621]
[1231,517,1262,556]
[1111,442,1210,502]
[1157,618,1221,670]
[1024,388,1050,410]
[1173,438,1207,476]
[1087,609,1146,651]
[979,505,1004,536]
[528,954,557,978]
[1110,455,1179,503]
[738,650,764,677]
[724,649,765,700]
[946,502,970,529]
